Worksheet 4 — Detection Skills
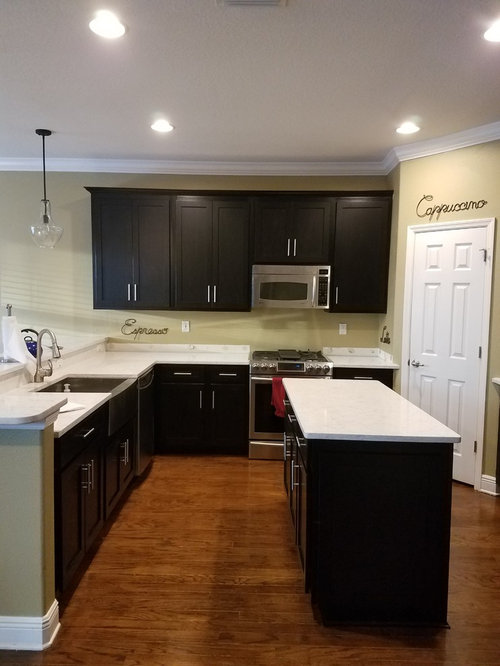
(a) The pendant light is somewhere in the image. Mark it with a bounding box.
[30,129,63,249]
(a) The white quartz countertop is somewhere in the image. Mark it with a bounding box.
[493,377,500,386]
[0,393,68,427]
[0,344,250,430]
[322,347,399,369]
[283,378,460,443]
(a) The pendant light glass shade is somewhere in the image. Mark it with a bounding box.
[30,129,63,249]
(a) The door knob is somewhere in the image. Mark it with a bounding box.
[411,360,425,367]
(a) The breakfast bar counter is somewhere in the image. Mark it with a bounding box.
[283,378,460,627]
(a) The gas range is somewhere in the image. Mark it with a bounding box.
[251,349,333,377]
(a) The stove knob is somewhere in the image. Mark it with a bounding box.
[305,364,312,373]
[261,363,268,371]
[323,365,330,374]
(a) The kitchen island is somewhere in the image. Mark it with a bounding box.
[283,378,460,627]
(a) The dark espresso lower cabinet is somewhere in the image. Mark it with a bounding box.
[284,400,453,626]
[104,419,136,518]
[155,364,249,454]
[331,367,394,388]
[54,405,108,595]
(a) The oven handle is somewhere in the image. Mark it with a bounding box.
[250,376,274,382]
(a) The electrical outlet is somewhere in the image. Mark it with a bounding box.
[339,323,347,335]
[181,320,190,333]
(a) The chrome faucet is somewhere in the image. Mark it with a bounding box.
[33,329,62,383]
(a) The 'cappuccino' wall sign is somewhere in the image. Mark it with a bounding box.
[416,194,488,222]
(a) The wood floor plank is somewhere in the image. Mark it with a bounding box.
[1,456,499,665]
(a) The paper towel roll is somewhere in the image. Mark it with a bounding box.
[1,316,37,373]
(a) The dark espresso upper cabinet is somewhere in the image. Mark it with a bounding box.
[89,190,171,309]
[173,197,251,311]
[330,197,392,313]
[253,197,332,264]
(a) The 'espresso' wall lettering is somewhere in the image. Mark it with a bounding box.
[416,194,487,222]
[121,318,169,341]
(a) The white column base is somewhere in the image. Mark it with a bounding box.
[0,600,60,651]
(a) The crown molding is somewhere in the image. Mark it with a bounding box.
[1,122,499,176]
[0,157,388,176]
[392,120,500,163]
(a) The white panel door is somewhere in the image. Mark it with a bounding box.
[408,226,487,484]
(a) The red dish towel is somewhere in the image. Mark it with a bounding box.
[271,377,286,418]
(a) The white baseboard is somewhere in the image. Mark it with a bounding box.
[480,474,499,496]
[0,599,60,651]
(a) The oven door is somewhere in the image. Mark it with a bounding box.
[249,376,284,441]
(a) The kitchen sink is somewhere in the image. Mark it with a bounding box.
[38,375,129,394]
[38,375,138,436]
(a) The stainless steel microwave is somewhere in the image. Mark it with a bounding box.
[252,265,330,309]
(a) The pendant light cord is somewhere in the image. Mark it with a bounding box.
[41,133,47,201]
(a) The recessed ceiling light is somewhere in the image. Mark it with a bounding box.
[89,10,126,39]
[396,121,420,135]
[151,119,175,133]
[484,19,500,42]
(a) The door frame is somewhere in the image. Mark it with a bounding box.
[401,217,495,490]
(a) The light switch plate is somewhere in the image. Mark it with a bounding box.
[339,323,347,335]
[181,320,190,333]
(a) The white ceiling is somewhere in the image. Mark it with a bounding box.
[1,0,500,175]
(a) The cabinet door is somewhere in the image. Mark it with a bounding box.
[155,382,206,452]
[105,421,135,518]
[84,439,104,550]
[291,198,332,264]
[331,197,392,313]
[91,192,170,309]
[253,199,291,263]
[210,382,248,453]
[57,452,86,592]
[173,198,213,309]
[133,196,171,308]
[212,200,251,310]
[92,197,134,308]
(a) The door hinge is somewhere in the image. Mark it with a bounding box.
[474,440,478,454]
[479,346,482,359]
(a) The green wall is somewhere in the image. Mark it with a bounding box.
[386,142,500,478]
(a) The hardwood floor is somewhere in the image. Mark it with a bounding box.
[1,455,499,665]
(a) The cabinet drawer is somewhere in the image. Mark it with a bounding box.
[332,367,393,388]
[207,365,248,383]
[55,404,108,470]
[156,364,205,382]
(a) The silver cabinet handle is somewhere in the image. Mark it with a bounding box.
[335,286,339,305]
[293,238,297,257]
[354,376,374,380]
[207,285,211,303]
[212,389,215,410]
[81,463,90,493]
[199,390,203,409]
[174,372,192,376]
[287,238,291,256]
[411,360,425,367]
[120,439,127,464]
[127,283,131,301]
[213,285,217,304]
[134,283,137,301]
[80,427,95,439]
[218,372,237,377]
